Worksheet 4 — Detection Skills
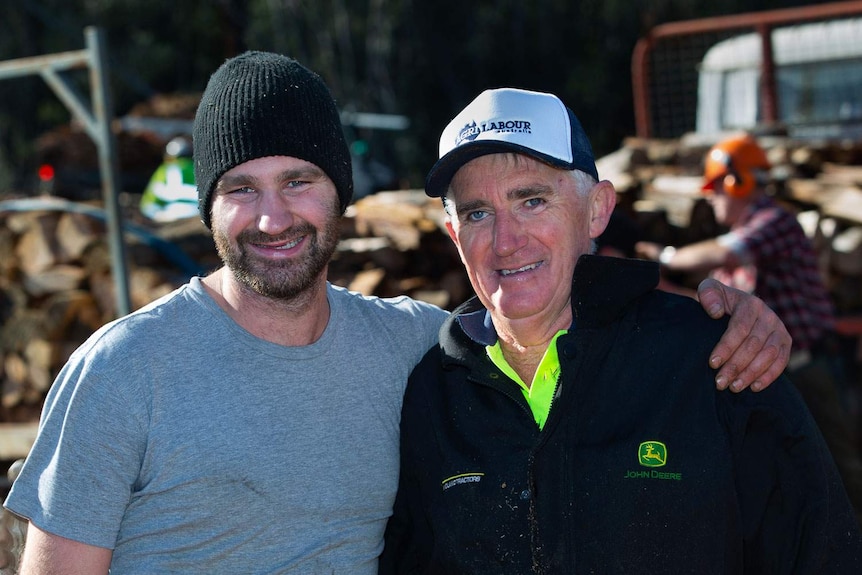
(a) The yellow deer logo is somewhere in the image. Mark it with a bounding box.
[638,441,667,467]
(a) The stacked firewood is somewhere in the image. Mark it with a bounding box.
[2,133,862,435]
[598,134,862,316]
[0,191,469,427]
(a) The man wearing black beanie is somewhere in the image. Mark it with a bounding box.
[5,50,447,574]
[5,51,792,574]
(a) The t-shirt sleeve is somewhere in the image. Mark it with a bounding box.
[4,344,148,549]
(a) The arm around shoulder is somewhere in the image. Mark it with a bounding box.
[17,523,112,575]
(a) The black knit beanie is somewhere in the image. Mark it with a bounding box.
[194,51,353,228]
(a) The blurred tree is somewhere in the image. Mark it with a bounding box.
[0,0,842,195]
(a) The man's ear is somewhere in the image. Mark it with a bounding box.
[444,218,458,245]
[588,180,617,239]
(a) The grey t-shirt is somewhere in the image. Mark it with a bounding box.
[5,277,446,574]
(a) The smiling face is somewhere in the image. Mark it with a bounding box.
[209,155,341,300]
[444,153,615,334]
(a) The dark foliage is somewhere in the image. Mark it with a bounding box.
[0,0,836,193]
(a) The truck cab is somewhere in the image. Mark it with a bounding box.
[696,17,862,139]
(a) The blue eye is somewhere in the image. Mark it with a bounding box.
[525,197,544,208]
[467,210,488,222]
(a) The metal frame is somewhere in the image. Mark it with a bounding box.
[0,27,130,316]
[631,0,862,139]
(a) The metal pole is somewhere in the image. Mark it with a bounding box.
[85,27,131,317]
[631,36,654,139]
[758,24,779,126]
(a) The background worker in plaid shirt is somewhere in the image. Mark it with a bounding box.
[637,133,862,525]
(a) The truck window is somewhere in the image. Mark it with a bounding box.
[778,58,862,137]
[696,17,862,139]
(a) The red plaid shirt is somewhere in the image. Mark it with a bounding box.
[711,195,835,352]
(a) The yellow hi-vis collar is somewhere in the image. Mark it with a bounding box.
[486,330,566,430]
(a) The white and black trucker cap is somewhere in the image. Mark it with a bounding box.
[425,87,599,197]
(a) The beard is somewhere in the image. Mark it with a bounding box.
[213,213,341,301]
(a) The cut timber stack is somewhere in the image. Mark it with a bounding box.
[0,190,470,440]
[597,134,862,317]
[333,190,472,309]
[3,134,862,453]
[0,201,211,426]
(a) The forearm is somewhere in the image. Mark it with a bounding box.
[662,240,731,272]
[18,524,112,575]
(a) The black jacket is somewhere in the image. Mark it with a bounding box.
[382,255,862,574]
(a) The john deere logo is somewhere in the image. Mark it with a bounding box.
[638,441,667,467]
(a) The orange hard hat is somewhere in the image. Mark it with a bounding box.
[702,134,770,198]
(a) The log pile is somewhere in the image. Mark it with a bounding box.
[2,133,862,436]
[598,134,862,317]
[0,191,469,429]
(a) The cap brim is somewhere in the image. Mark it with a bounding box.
[425,140,574,197]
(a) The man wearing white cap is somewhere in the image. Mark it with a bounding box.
[381,88,862,573]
